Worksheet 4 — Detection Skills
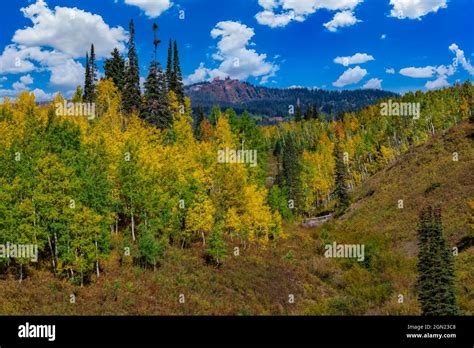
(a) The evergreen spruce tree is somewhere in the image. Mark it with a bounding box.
[123,20,142,114]
[304,104,316,120]
[313,104,319,120]
[83,51,91,102]
[83,44,98,103]
[281,133,303,214]
[209,105,220,126]
[416,206,460,315]
[104,48,126,91]
[194,106,205,140]
[172,40,185,102]
[142,23,172,129]
[295,101,302,122]
[333,140,350,212]
[166,39,173,91]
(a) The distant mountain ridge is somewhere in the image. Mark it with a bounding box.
[185,77,398,118]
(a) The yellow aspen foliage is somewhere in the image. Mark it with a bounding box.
[215,114,236,148]
[185,194,216,245]
[96,78,121,117]
[15,91,36,113]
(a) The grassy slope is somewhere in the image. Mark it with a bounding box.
[0,122,472,315]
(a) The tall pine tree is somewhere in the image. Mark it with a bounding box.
[172,40,185,102]
[295,99,302,122]
[83,51,90,101]
[194,106,205,140]
[416,206,459,315]
[166,39,173,91]
[142,23,172,129]
[333,140,350,212]
[281,133,303,215]
[123,20,141,114]
[83,44,98,103]
[104,48,126,91]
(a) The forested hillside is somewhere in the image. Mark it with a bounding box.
[185,78,397,118]
[0,77,472,314]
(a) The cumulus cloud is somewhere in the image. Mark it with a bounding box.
[124,0,173,18]
[48,59,85,88]
[389,0,447,20]
[13,0,127,58]
[0,74,54,102]
[255,0,363,30]
[20,74,34,85]
[385,68,395,74]
[399,66,435,78]
[324,10,361,32]
[399,43,473,90]
[333,65,367,87]
[32,88,54,102]
[0,45,84,89]
[185,63,211,85]
[425,75,449,90]
[362,78,382,89]
[185,21,279,85]
[449,43,474,75]
[0,0,126,95]
[0,45,37,74]
[334,53,374,66]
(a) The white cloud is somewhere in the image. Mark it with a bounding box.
[449,43,474,75]
[385,68,395,74]
[124,0,173,18]
[425,75,449,90]
[362,78,382,89]
[255,0,363,30]
[0,74,54,102]
[0,45,37,74]
[184,63,209,85]
[0,0,127,96]
[0,45,85,89]
[324,11,361,32]
[32,88,54,102]
[399,44,473,90]
[185,21,279,85]
[20,74,34,85]
[13,0,127,58]
[389,0,447,20]
[12,81,27,91]
[334,53,374,66]
[49,59,84,88]
[399,66,435,78]
[333,65,367,87]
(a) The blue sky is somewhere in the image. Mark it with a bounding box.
[0,0,473,101]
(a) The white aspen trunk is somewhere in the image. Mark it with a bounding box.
[95,240,100,278]
[131,211,136,241]
[47,235,56,273]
